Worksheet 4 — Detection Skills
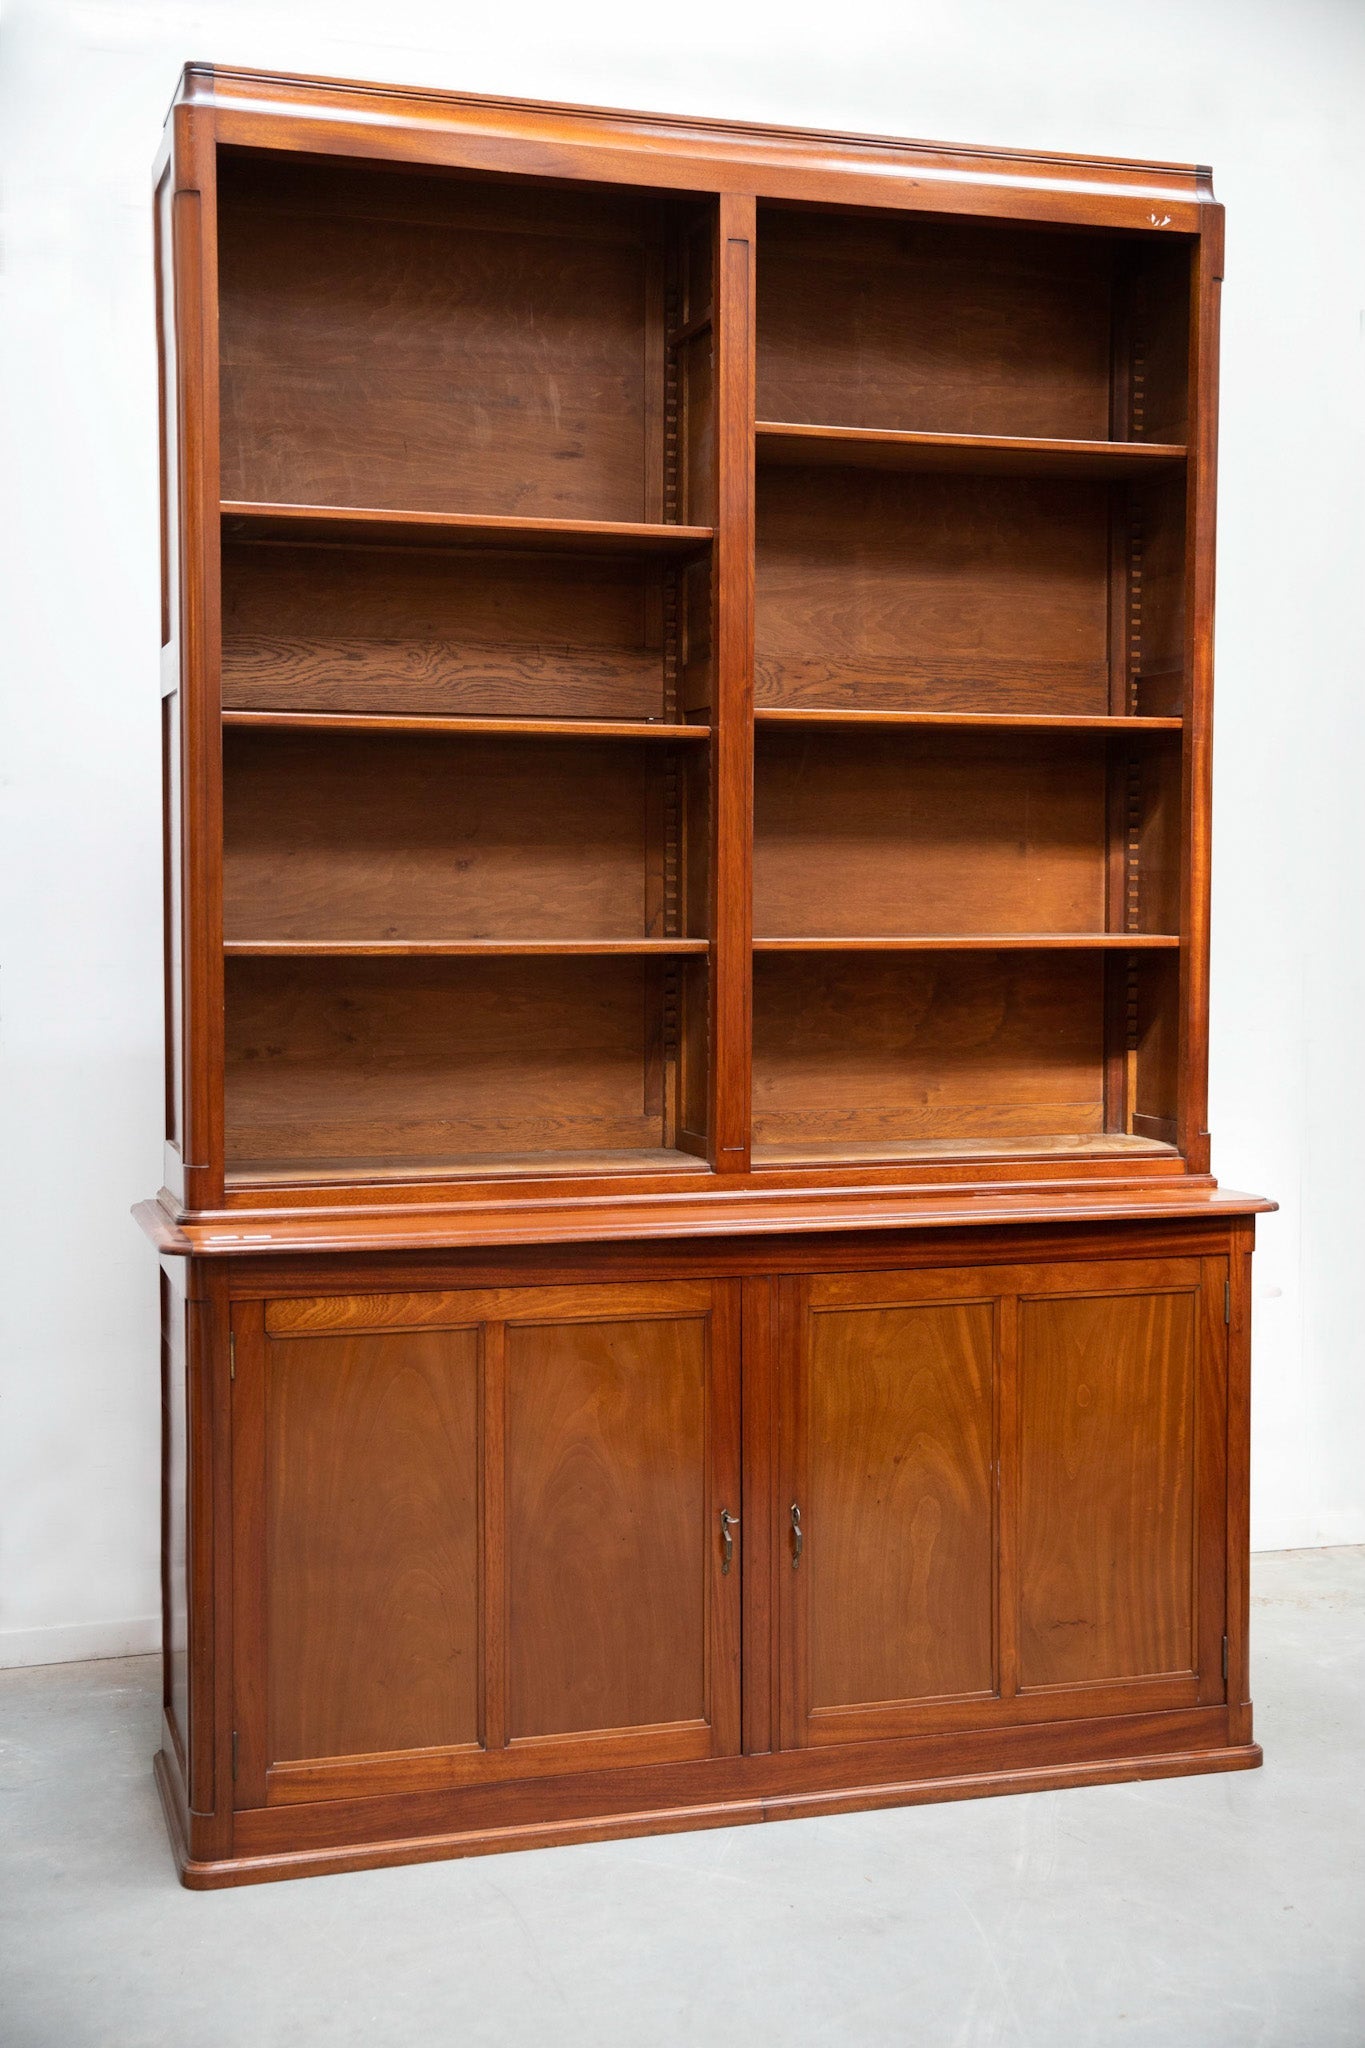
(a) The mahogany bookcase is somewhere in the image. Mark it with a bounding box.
[140,63,1272,1887]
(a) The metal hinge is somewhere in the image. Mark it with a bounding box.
[232,1730,239,1781]
[229,1331,235,1381]
[1222,1635,1229,1682]
[1224,1280,1231,1325]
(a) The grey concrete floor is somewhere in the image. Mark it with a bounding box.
[1,1548,1362,2048]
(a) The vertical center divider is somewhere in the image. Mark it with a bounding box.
[709,194,757,1169]
[479,1319,508,1754]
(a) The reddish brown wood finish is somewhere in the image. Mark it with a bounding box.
[147,67,1263,1888]
[153,1216,1259,1886]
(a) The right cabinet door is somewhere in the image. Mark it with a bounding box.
[777,1254,1228,1750]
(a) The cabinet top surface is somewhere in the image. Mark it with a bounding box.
[137,1184,1274,1260]
[165,62,1218,230]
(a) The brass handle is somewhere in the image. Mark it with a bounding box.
[790,1501,803,1569]
[720,1507,739,1575]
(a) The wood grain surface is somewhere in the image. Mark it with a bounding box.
[755,469,1112,716]
[752,950,1107,1149]
[1017,1285,1197,1687]
[218,158,659,521]
[803,1297,996,1715]
[506,1311,712,1740]
[223,729,702,944]
[265,1326,482,1762]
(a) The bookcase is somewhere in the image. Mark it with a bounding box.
[143,66,1270,1888]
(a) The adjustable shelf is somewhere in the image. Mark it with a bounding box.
[221,501,715,555]
[226,1148,713,1188]
[754,708,1182,733]
[221,711,712,742]
[753,935,1180,951]
[224,939,710,957]
[756,422,1187,479]
[751,1132,1181,1168]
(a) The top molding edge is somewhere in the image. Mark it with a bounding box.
[167,62,1218,226]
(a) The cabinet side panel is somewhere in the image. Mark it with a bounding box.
[156,164,185,1181]
[170,110,225,1207]
[806,1301,995,1708]
[1018,1288,1196,1687]
[506,1312,709,1739]
[160,1267,189,1765]
[1178,229,1222,1172]
[265,1328,482,1762]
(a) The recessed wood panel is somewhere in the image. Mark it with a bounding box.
[1133,951,1180,1145]
[805,1299,995,1711]
[265,1327,481,1762]
[755,469,1111,715]
[755,728,1107,937]
[218,161,659,521]
[1018,1287,1197,1687]
[160,1270,189,1767]
[757,210,1114,440]
[223,730,693,943]
[225,954,681,1172]
[753,951,1106,1149]
[1133,471,1188,683]
[221,543,669,724]
[506,1312,710,1739]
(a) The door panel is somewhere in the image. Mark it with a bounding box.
[776,1254,1228,1753]
[507,1313,710,1741]
[233,1279,740,1808]
[1017,1288,1197,1689]
[266,1326,482,1766]
[781,1280,997,1747]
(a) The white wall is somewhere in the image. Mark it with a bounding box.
[2,0,1362,1667]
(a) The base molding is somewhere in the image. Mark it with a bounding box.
[157,1739,1263,1890]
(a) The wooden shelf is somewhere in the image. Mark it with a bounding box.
[222,711,712,742]
[226,1148,712,1187]
[755,422,1187,479]
[753,935,1180,952]
[225,939,710,957]
[755,708,1182,734]
[751,1133,1180,1168]
[221,501,715,555]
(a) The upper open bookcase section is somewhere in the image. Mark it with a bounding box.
[156,69,1221,1208]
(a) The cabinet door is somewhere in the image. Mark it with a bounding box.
[777,1268,1000,1749]
[777,1255,1228,1749]
[1011,1258,1228,1713]
[232,1279,740,1808]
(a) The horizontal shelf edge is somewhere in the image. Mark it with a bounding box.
[754,709,1183,732]
[221,501,715,554]
[753,935,1181,951]
[224,939,711,957]
[226,1149,714,1188]
[221,712,712,741]
[751,1133,1180,1166]
[755,422,1188,476]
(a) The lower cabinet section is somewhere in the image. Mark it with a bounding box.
[231,1281,741,1807]
[778,1258,1228,1752]
[157,1223,1259,1885]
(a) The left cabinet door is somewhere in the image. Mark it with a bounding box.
[231,1279,741,1808]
